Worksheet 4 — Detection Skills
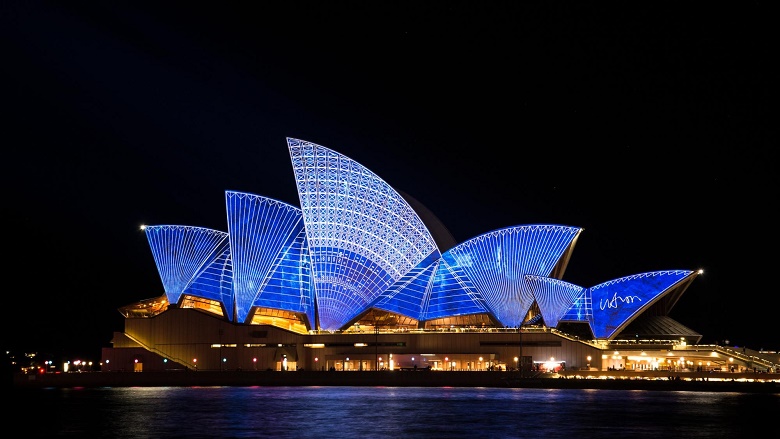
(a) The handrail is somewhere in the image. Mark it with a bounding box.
[123,333,195,370]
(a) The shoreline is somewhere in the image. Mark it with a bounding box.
[12,370,780,393]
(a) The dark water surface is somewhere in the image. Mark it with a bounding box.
[11,386,779,438]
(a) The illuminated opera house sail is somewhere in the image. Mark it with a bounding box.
[108,138,717,374]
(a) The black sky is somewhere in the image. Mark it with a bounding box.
[2,2,775,359]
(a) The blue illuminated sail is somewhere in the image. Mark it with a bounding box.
[226,191,313,324]
[440,225,582,327]
[144,225,231,311]
[587,270,694,339]
[288,138,439,330]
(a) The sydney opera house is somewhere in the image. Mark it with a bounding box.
[101,138,767,375]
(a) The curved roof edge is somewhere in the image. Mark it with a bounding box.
[397,189,458,252]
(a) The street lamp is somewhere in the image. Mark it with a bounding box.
[587,356,591,369]
[514,357,518,371]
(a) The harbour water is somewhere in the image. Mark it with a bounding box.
[11,386,779,438]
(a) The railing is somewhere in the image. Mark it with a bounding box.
[123,333,195,370]
[673,344,778,370]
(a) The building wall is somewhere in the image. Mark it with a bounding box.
[102,309,609,373]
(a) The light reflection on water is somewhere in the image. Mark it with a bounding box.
[13,386,779,438]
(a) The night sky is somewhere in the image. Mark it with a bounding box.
[2,2,775,360]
